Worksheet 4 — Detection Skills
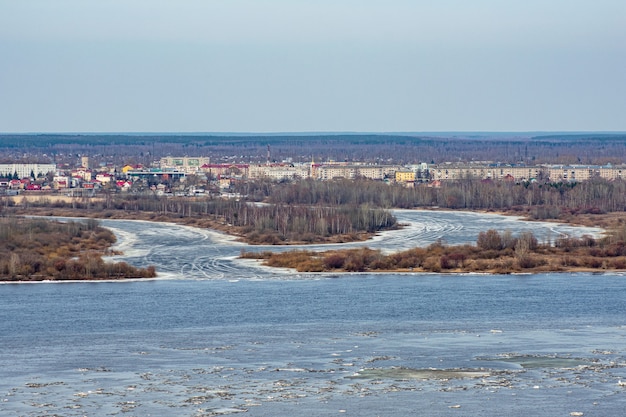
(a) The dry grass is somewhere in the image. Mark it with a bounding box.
[242,229,626,274]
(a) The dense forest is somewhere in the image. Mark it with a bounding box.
[1,133,626,166]
[0,217,156,281]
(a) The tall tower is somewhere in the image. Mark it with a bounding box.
[81,156,89,170]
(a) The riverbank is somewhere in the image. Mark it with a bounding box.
[240,225,626,274]
[0,217,156,282]
[475,206,625,231]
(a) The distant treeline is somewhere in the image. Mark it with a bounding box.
[2,133,626,165]
[0,218,156,281]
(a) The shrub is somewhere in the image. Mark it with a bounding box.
[369,257,394,270]
[422,256,441,272]
[494,258,516,274]
[561,256,580,267]
[517,256,544,269]
[581,257,603,268]
[324,253,346,269]
[396,255,421,269]
[605,243,626,257]
[441,253,466,269]
[296,259,325,272]
[609,258,626,269]
[477,249,501,259]
[466,259,489,272]
[343,255,365,272]
[477,229,503,250]
[440,255,453,269]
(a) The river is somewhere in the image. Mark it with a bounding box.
[1,210,625,416]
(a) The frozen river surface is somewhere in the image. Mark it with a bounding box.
[1,210,625,416]
[107,209,605,280]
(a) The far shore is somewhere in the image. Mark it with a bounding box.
[6,204,622,246]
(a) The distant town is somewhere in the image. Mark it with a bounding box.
[1,154,625,198]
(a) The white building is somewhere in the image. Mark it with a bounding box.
[0,163,56,179]
[160,157,210,174]
[248,164,310,180]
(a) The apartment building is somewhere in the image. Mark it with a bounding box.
[395,170,415,182]
[547,166,595,182]
[430,165,488,181]
[430,164,542,182]
[200,163,249,178]
[248,164,310,180]
[316,164,400,181]
[160,157,210,174]
[317,165,357,180]
[0,163,56,179]
[598,166,625,180]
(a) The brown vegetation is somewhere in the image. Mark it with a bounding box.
[0,217,156,281]
[3,192,398,245]
[240,228,626,274]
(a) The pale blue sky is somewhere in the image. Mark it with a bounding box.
[1,0,624,133]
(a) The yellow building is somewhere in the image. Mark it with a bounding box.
[598,166,625,180]
[395,171,415,182]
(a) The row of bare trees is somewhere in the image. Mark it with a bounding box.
[236,177,626,217]
[17,193,398,243]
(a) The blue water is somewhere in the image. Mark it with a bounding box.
[1,213,625,416]
[3,275,626,416]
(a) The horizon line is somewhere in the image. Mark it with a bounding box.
[1,130,626,136]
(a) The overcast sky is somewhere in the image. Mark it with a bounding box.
[1,0,625,133]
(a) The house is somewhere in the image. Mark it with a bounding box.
[219,177,233,189]
[82,182,100,190]
[115,180,132,191]
[95,173,113,184]
[53,175,70,189]
[71,167,92,181]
